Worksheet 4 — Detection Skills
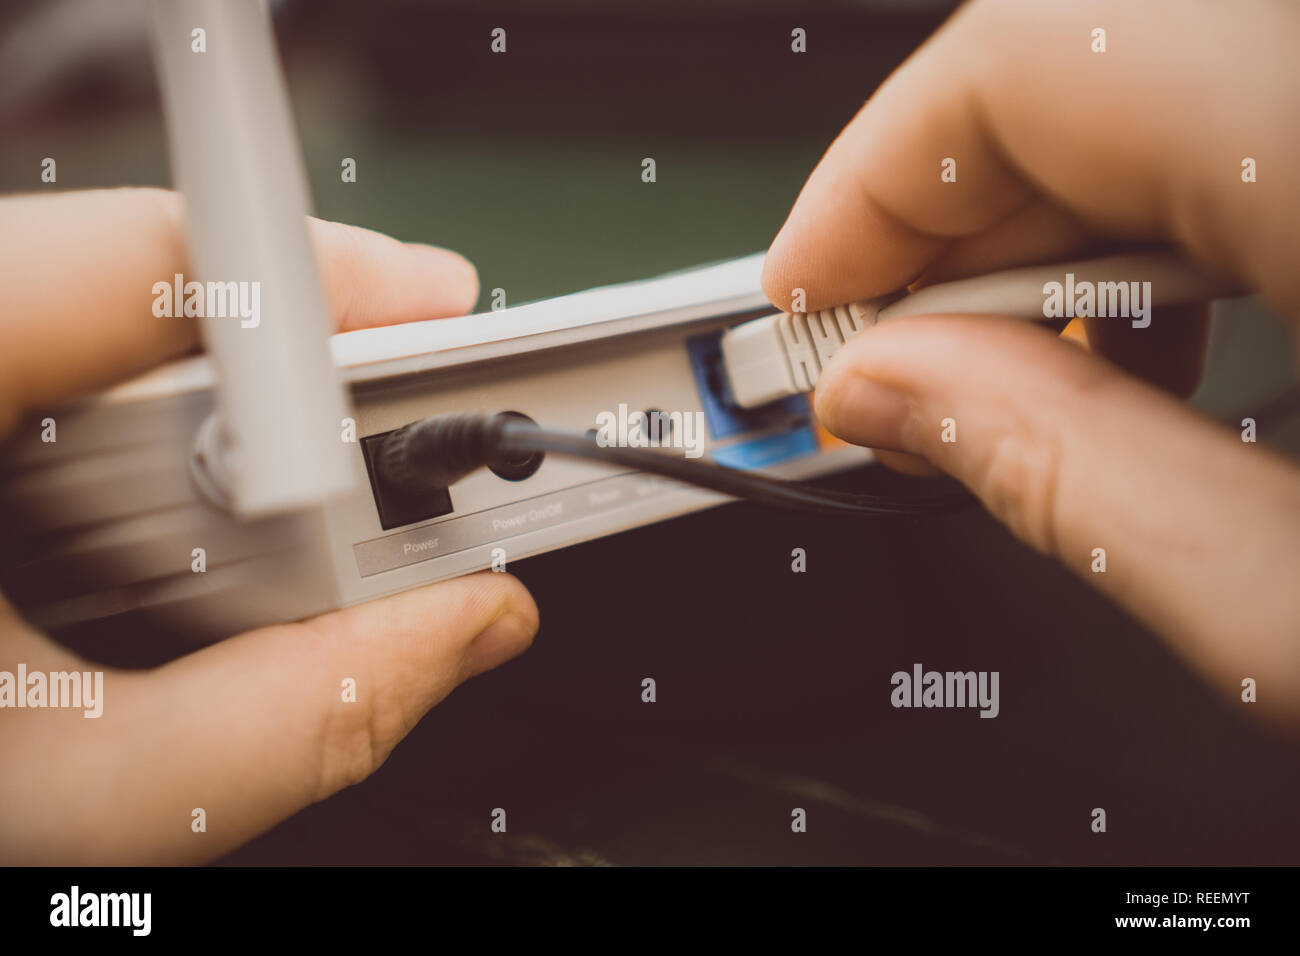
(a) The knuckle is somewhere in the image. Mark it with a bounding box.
[297,623,410,801]
[314,667,408,799]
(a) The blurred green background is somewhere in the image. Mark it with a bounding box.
[3,0,1294,430]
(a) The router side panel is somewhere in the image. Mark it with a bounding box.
[323,317,871,607]
[0,390,344,653]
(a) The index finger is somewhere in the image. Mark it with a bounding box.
[762,0,1300,316]
[0,188,478,434]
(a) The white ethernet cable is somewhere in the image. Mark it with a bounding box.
[719,250,1242,409]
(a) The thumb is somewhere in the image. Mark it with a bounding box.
[9,572,537,864]
[814,313,1300,722]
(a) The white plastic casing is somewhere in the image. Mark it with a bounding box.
[720,300,883,407]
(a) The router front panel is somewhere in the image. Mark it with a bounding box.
[326,315,872,607]
[0,257,872,652]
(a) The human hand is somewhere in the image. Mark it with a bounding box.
[0,188,539,863]
[762,0,1300,725]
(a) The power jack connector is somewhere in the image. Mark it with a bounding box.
[487,411,545,481]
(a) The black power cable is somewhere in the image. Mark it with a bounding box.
[378,412,976,518]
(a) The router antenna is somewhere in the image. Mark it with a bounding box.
[149,0,355,517]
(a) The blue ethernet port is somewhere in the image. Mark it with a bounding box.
[711,425,819,470]
[686,331,809,439]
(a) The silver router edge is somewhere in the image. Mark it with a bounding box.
[0,253,873,650]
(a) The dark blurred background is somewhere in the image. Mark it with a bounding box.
[2,0,1298,865]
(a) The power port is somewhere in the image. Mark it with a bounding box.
[361,430,454,530]
[488,411,545,481]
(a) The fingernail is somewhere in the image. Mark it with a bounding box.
[815,371,913,452]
